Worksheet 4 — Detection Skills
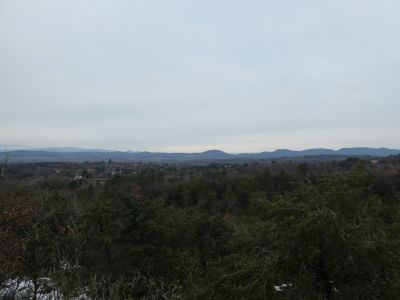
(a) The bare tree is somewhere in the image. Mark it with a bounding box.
[1,147,9,177]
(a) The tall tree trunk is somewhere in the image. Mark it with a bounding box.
[318,258,333,300]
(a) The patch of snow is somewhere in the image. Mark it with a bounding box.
[274,283,292,292]
[0,278,88,300]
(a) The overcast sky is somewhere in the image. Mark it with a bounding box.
[1,1,400,152]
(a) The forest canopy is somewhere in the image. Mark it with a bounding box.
[1,157,400,299]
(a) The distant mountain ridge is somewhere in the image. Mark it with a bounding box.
[25,147,113,153]
[1,147,399,163]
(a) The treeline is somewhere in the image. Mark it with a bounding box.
[1,158,400,299]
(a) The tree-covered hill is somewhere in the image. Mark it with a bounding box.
[1,157,400,299]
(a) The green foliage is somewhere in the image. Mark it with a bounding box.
[1,161,400,298]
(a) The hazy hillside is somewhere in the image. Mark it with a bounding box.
[1,147,399,163]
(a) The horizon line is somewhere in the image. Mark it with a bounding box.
[1,145,400,154]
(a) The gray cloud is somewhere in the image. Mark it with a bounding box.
[1,0,400,151]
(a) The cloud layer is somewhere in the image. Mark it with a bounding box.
[1,0,400,151]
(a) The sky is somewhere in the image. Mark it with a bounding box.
[1,0,400,152]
